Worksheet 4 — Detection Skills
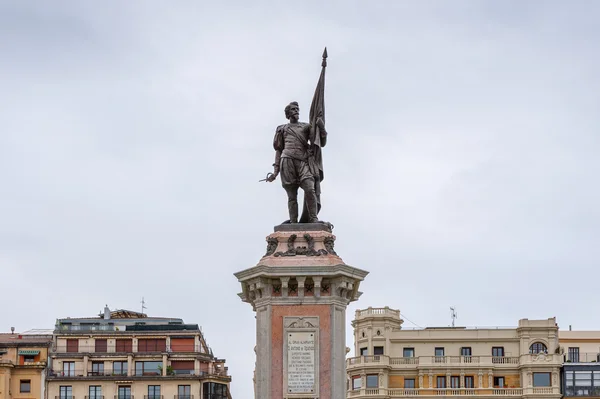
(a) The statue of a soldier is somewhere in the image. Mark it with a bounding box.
[267,101,327,223]
[263,48,329,224]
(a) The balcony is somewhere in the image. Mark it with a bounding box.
[46,368,228,380]
[53,345,205,355]
[347,355,520,370]
[347,387,560,397]
[355,307,401,320]
[564,353,600,363]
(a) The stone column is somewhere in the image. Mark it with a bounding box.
[127,354,133,376]
[83,355,88,376]
[162,354,167,376]
[235,224,368,399]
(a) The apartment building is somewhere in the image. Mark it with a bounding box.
[347,307,562,399]
[0,331,52,399]
[559,330,600,398]
[46,307,231,399]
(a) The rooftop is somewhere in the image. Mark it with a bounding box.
[0,333,52,345]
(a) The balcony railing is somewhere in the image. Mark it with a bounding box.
[85,396,105,399]
[564,353,600,363]
[173,396,193,399]
[356,307,401,319]
[347,355,521,368]
[47,369,128,378]
[348,387,560,397]
[144,396,163,399]
[113,396,134,399]
[53,345,205,354]
[55,396,75,399]
[565,387,600,396]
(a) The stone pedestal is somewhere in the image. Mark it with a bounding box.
[235,224,368,399]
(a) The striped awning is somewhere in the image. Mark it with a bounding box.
[18,350,40,355]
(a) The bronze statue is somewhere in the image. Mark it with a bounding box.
[264,49,328,224]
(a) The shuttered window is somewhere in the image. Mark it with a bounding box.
[95,339,107,353]
[138,339,166,352]
[116,339,132,353]
[171,338,195,352]
[66,339,79,353]
[171,361,194,374]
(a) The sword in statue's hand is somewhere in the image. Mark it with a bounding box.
[258,172,275,182]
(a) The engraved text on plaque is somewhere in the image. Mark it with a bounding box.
[287,332,316,394]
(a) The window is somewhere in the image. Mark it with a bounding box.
[492,347,504,357]
[492,346,505,363]
[437,376,446,388]
[494,377,505,388]
[171,361,195,375]
[60,386,72,399]
[352,376,361,390]
[90,362,104,376]
[360,347,368,356]
[23,355,35,362]
[63,361,75,377]
[465,376,474,388]
[403,348,415,358]
[533,373,551,387]
[113,361,128,376]
[178,385,191,399]
[574,371,592,387]
[435,347,445,363]
[530,342,547,354]
[116,339,132,353]
[118,386,131,399]
[135,361,162,376]
[66,339,79,353]
[137,339,166,352]
[20,380,31,393]
[404,379,415,389]
[95,339,107,353]
[89,386,102,399]
[170,338,195,352]
[148,385,161,399]
[203,382,228,399]
[568,347,580,362]
[461,347,472,356]
[451,376,460,388]
[373,346,384,355]
[366,374,378,388]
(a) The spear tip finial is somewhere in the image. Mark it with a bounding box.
[322,47,328,59]
[321,47,328,67]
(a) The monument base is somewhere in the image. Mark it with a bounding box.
[235,225,368,399]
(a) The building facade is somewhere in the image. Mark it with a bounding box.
[46,307,231,399]
[0,332,52,399]
[559,330,600,398]
[347,307,562,399]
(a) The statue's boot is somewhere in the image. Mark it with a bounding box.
[288,198,299,223]
[303,188,319,223]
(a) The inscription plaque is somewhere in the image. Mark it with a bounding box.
[287,332,316,394]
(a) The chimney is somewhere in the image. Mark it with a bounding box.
[104,305,111,320]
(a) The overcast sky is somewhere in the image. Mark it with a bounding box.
[1,1,599,398]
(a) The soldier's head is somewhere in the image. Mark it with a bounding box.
[284,102,300,122]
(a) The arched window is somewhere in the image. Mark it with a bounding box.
[530,342,547,354]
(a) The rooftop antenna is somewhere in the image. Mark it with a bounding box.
[141,297,147,314]
[450,306,458,328]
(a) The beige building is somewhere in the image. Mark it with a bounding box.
[347,307,562,399]
[0,331,52,399]
[47,307,231,399]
